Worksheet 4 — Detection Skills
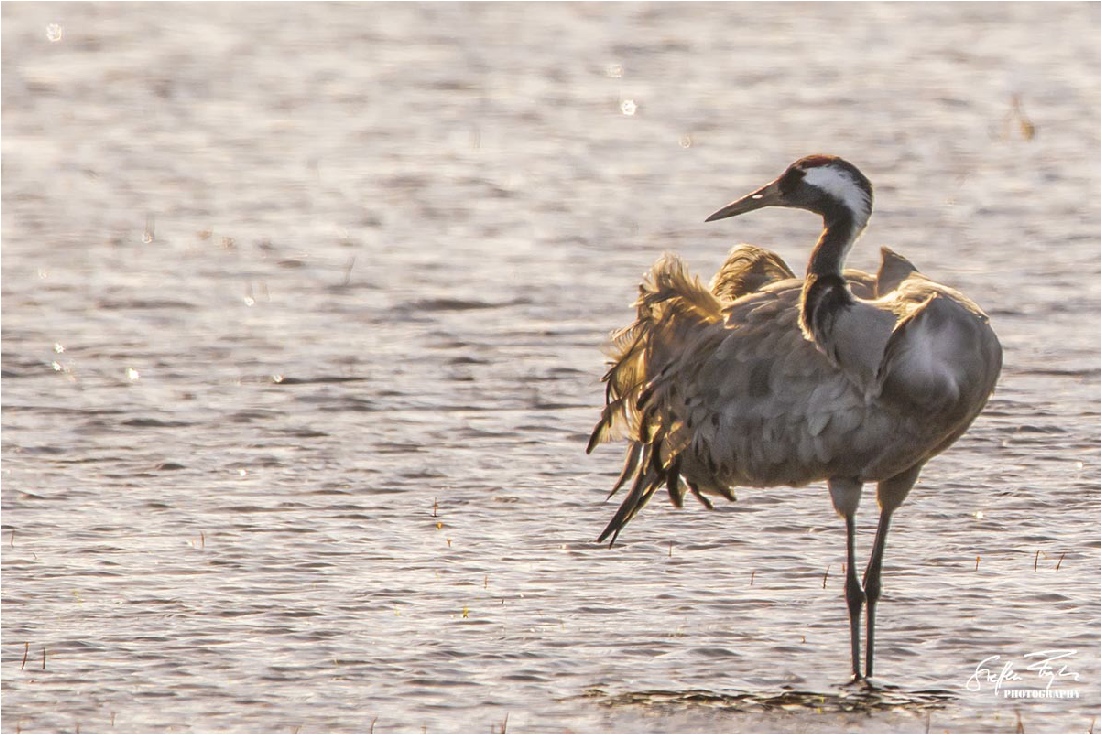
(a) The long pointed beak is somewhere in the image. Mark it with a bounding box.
[705,181,784,222]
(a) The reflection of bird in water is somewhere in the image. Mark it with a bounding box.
[588,154,1003,682]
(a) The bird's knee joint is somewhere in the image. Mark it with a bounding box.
[845,576,866,612]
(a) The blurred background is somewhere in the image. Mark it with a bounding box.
[3,3,1099,733]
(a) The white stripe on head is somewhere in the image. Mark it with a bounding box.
[802,164,872,226]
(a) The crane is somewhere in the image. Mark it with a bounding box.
[588,154,1003,682]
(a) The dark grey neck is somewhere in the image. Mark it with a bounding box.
[806,210,860,277]
[800,211,861,343]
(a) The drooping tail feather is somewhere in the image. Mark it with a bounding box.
[589,254,729,544]
[589,246,796,545]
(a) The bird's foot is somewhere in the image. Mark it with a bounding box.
[839,675,875,690]
[838,676,895,693]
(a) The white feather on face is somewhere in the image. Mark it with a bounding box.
[801,164,872,227]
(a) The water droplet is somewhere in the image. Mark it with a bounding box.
[620,99,636,116]
[679,135,692,149]
[272,374,284,384]
[45,23,62,43]
[126,367,140,381]
[143,214,155,243]
[242,295,255,306]
[973,510,984,520]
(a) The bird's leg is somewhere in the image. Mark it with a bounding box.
[862,507,894,680]
[828,477,864,682]
[862,464,921,680]
[843,514,865,681]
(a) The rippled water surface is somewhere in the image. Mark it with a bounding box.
[3,3,1100,733]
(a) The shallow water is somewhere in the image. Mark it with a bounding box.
[2,3,1100,733]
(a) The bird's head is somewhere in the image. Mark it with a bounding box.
[705,155,873,228]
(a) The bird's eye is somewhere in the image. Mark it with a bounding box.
[778,167,805,194]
